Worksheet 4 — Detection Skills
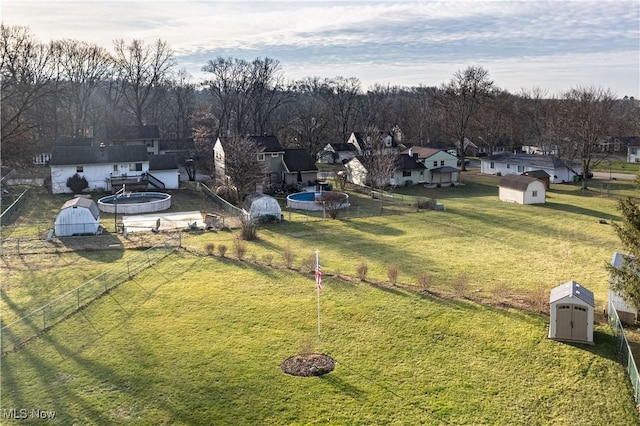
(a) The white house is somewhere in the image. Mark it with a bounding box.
[480,154,581,184]
[549,280,594,344]
[282,148,319,187]
[347,131,397,156]
[626,137,640,163]
[317,143,359,164]
[498,175,546,204]
[401,146,460,185]
[50,145,179,194]
[54,197,101,236]
[609,252,638,325]
[148,155,180,190]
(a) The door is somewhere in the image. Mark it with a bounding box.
[555,304,572,339]
[555,304,588,341]
[571,305,588,341]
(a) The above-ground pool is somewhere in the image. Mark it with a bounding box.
[98,192,172,214]
[286,191,350,211]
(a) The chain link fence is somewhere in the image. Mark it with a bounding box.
[608,299,640,404]
[1,244,178,355]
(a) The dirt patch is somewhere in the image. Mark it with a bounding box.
[281,353,335,377]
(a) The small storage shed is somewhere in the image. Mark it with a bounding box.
[609,252,638,325]
[54,197,101,236]
[522,169,551,189]
[498,174,546,204]
[242,193,281,221]
[549,281,594,344]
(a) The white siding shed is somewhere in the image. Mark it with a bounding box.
[549,281,594,344]
[498,175,546,204]
[609,252,638,325]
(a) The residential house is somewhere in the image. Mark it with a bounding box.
[33,137,93,166]
[159,138,195,159]
[282,148,319,187]
[106,125,161,155]
[390,154,427,186]
[401,146,460,185]
[498,175,546,204]
[50,144,179,194]
[317,143,359,164]
[347,131,398,156]
[214,135,286,191]
[626,137,640,163]
[480,153,581,184]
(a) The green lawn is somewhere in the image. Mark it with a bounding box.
[2,252,637,424]
[1,173,639,424]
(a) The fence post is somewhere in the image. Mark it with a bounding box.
[42,307,46,330]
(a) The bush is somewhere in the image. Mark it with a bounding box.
[240,215,257,240]
[66,173,88,194]
[283,245,295,268]
[258,214,280,224]
[416,198,436,210]
[387,264,399,285]
[205,243,215,255]
[417,272,432,289]
[303,253,315,273]
[233,238,247,260]
[452,274,469,296]
[217,244,228,257]
[357,261,368,281]
[262,253,274,266]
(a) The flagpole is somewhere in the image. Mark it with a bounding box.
[316,249,321,347]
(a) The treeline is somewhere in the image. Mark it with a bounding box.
[2,24,638,181]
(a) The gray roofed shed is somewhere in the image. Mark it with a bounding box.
[54,197,101,237]
[549,280,594,344]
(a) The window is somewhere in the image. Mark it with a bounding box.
[420,170,424,176]
[113,164,118,172]
[76,166,83,172]
[271,153,279,157]
[506,163,511,169]
[490,162,495,169]
[632,148,637,155]
[129,163,142,171]
[433,161,438,167]
[517,165,524,172]
[258,154,265,161]
[402,170,411,177]
[440,160,445,166]
[146,141,154,147]
[532,190,538,197]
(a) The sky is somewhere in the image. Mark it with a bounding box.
[2,0,639,97]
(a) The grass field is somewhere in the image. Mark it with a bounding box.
[2,172,640,424]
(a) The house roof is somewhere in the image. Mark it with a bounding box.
[60,197,100,220]
[549,280,594,307]
[158,138,195,152]
[218,135,284,153]
[431,166,460,173]
[352,131,398,147]
[329,143,357,152]
[50,145,149,165]
[401,146,441,159]
[498,174,542,191]
[397,154,426,170]
[624,136,640,147]
[53,137,94,148]
[149,154,178,171]
[283,148,318,172]
[486,153,575,170]
[522,169,551,179]
[106,125,160,140]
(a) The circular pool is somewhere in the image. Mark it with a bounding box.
[98,192,171,214]
[286,191,350,211]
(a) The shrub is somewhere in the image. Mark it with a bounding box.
[416,198,436,210]
[530,284,548,313]
[204,243,215,255]
[240,215,257,241]
[452,274,469,296]
[262,253,274,266]
[357,261,368,281]
[491,283,511,304]
[283,245,295,268]
[258,214,280,224]
[303,253,315,273]
[66,173,88,194]
[387,264,399,285]
[417,272,432,289]
[216,185,239,204]
[217,244,228,257]
[233,238,247,260]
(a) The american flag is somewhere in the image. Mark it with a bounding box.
[315,255,323,292]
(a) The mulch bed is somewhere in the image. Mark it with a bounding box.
[281,353,335,377]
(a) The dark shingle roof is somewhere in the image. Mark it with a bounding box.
[283,148,318,172]
[522,169,551,179]
[149,154,178,171]
[106,125,160,140]
[498,174,541,191]
[488,153,574,169]
[397,154,426,170]
[50,145,149,165]
[330,143,357,152]
[158,138,195,152]
[53,137,94,148]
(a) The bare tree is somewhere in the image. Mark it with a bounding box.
[316,191,349,219]
[555,86,618,190]
[221,135,267,201]
[51,39,112,137]
[0,25,57,165]
[358,127,400,193]
[112,39,175,126]
[165,69,195,140]
[436,66,494,171]
[323,76,362,142]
